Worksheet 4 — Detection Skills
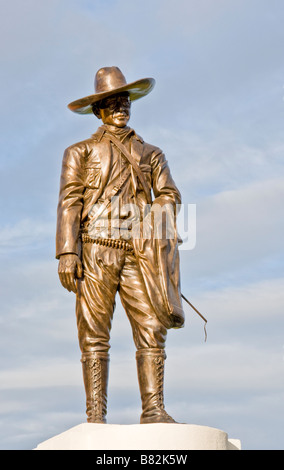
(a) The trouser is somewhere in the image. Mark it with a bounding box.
[76,243,167,353]
[76,242,176,423]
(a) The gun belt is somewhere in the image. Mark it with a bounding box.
[81,234,134,254]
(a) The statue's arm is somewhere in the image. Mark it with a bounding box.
[56,145,85,292]
[150,148,181,208]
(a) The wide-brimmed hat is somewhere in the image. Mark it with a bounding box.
[68,66,155,114]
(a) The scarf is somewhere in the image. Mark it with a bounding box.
[101,124,134,143]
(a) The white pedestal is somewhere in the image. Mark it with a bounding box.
[34,423,241,450]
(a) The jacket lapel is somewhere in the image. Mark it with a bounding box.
[82,129,112,219]
[130,136,144,195]
[99,139,112,196]
[91,126,112,200]
[130,136,143,164]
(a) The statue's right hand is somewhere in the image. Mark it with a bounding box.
[58,253,83,293]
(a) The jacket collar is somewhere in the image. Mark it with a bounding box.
[92,125,144,143]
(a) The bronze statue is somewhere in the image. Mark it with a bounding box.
[56,66,185,424]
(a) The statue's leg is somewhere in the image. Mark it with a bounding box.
[76,243,123,423]
[135,348,176,424]
[119,252,176,423]
[81,351,109,423]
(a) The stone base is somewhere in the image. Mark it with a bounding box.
[34,423,241,450]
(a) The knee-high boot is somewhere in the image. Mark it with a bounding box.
[136,348,176,424]
[81,351,109,423]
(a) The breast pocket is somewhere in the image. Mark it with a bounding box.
[85,165,101,189]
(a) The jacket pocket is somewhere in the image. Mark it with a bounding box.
[85,166,101,189]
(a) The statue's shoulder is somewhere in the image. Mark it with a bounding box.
[64,139,88,152]
[141,139,163,158]
[63,130,103,158]
[131,131,161,156]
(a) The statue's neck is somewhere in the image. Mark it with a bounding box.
[102,123,131,134]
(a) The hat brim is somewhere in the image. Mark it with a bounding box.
[67,77,155,114]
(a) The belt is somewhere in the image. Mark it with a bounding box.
[81,233,134,254]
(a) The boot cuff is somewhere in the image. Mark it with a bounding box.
[136,348,166,360]
[81,351,109,363]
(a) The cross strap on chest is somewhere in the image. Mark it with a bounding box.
[103,133,152,205]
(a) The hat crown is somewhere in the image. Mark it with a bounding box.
[95,67,127,94]
[68,66,155,114]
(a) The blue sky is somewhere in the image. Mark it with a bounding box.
[0,0,284,450]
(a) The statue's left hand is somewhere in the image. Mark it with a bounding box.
[58,253,83,293]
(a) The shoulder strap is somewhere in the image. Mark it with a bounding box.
[103,133,152,205]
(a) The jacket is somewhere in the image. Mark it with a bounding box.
[56,126,185,329]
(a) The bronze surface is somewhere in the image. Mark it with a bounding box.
[56,66,184,423]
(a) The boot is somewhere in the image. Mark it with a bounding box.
[81,351,109,423]
[136,348,176,424]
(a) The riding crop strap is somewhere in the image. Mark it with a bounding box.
[181,294,208,342]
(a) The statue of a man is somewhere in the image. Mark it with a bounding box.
[56,66,185,424]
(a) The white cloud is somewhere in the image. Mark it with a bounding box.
[193,278,284,323]
[166,341,284,394]
[178,177,284,282]
[144,126,284,195]
[0,219,54,249]
[0,359,81,390]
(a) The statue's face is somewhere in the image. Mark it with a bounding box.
[99,93,131,128]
